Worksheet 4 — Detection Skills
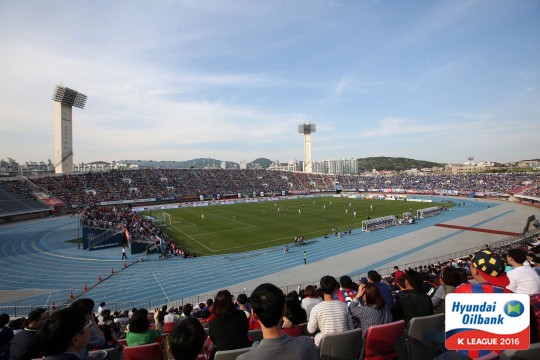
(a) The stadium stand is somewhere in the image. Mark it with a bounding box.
[81,204,190,257]
[2,169,540,359]
[0,180,51,219]
[16,170,540,210]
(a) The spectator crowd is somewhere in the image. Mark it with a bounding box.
[17,169,539,209]
[2,236,540,359]
[2,169,540,359]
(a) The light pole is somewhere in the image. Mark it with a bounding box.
[52,85,87,174]
[298,123,316,173]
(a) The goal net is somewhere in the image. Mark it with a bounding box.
[163,212,172,226]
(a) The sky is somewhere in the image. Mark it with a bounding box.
[1,0,539,165]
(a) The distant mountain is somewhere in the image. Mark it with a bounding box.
[119,159,238,169]
[119,158,277,169]
[118,156,444,171]
[356,157,445,172]
[248,158,272,168]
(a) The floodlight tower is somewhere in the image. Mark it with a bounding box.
[52,85,87,174]
[298,123,316,173]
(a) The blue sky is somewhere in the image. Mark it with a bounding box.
[1,0,539,165]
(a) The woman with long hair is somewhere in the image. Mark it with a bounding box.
[349,283,392,335]
[208,290,251,353]
[282,291,307,328]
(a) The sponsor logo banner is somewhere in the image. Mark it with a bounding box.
[445,293,530,350]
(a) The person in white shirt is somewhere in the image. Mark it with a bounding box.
[164,307,178,323]
[506,249,540,296]
[97,302,105,316]
[301,285,322,321]
[307,275,353,346]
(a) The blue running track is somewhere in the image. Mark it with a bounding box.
[0,197,499,308]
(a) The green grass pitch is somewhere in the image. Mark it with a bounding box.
[142,197,450,256]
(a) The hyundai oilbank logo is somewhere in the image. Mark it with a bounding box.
[445,293,531,351]
[504,300,525,317]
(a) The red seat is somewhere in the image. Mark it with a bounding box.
[363,320,405,360]
[163,321,177,334]
[123,342,163,360]
[117,339,127,347]
[282,325,304,337]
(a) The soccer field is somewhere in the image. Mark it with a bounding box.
[143,197,451,256]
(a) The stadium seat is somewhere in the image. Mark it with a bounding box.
[123,342,164,360]
[476,352,501,360]
[213,347,251,360]
[500,342,540,359]
[407,313,445,340]
[363,320,405,360]
[319,327,363,360]
[203,335,215,360]
[281,325,304,337]
[104,348,120,360]
[163,321,177,334]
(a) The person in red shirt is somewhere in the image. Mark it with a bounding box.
[393,266,405,286]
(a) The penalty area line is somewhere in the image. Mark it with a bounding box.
[169,223,214,253]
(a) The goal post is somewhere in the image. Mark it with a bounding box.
[163,212,172,226]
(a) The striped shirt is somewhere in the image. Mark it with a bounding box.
[348,298,392,335]
[307,300,353,346]
[455,283,511,294]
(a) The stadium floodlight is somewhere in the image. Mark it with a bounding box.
[298,123,316,173]
[52,84,88,174]
[52,85,87,109]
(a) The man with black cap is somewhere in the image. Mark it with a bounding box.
[455,250,511,294]
[454,250,511,359]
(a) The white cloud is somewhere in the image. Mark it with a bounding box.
[1,0,539,165]
[334,76,351,96]
[360,117,456,137]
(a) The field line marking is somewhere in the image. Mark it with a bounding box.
[169,223,214,253]
[152,267,170,302]
[45,292,52,306]
[172,217,197,227]
[192,227,254,237]
[213,217,367,252]
[203,211,255,228]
